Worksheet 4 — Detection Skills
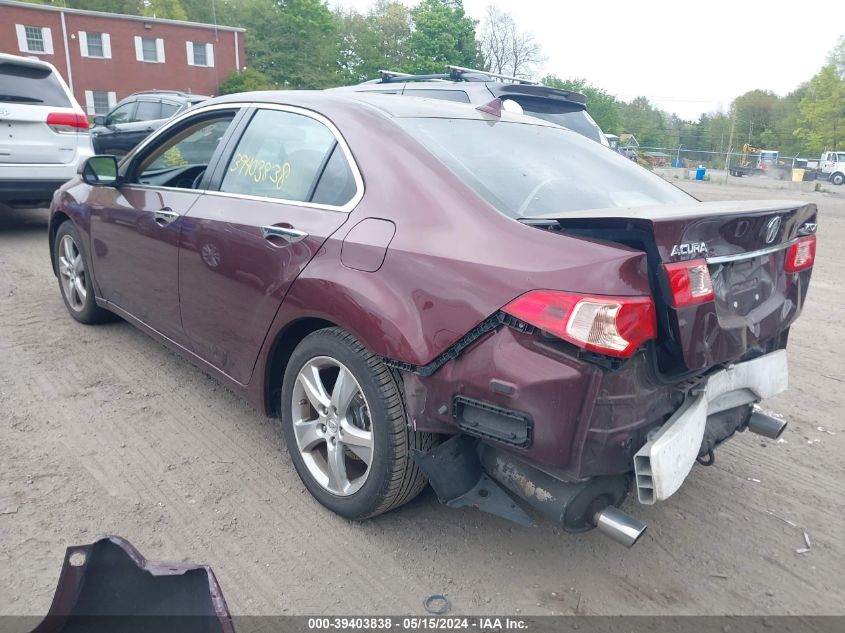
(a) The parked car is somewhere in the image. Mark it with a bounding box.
[49,91,817,546]
[332,65,610,145]
[0,53,93,207]
[90,90,208,157]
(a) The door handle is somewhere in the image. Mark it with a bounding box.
[154,208,179,226]
[261,225,308,244]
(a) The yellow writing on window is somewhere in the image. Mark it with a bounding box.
[229,152,292,190]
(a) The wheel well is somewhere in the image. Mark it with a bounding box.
[49,211,71,274]
[265,317,336,416]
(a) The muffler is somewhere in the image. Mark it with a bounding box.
[479,444,647,546]
[746,410,787,439]
[593,506,648,547]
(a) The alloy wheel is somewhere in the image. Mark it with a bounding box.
[58,235,87,312]
[291,356,374,496]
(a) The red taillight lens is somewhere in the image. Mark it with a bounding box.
[502,290,657,358]
[46,112,89,133]
[785,235,816,272]
[664,259,714,307]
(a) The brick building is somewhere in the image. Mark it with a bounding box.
[0,0,245,115]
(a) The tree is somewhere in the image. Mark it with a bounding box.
[619,97,673,148]
[142,0,187,20]
[218,68,275,94]
[828,35,845,79]
[797,64,844,152]
[729,89,780,148]
[542,75,623,135]
[408,0,479,74]
[336,1,413,84]
[479,5,543,79]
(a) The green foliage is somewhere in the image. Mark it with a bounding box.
[142,0,187,20]
[797,64,844,152]
[337,1,413,83]
[408,0,479,74]
[218,68,276,95]
[541,75,623,135]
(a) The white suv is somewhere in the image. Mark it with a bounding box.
[0,53,94,207]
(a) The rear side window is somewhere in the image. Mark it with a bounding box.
[221,108,351,205]
[161,102,180,118]
[403,89,470,103]
[0,61,71,107]
[312,145,356,206]
[134,100,162,121]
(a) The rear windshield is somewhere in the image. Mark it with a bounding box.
[498,96,603,143]
[0,62,71,107]
[398,118,692,218]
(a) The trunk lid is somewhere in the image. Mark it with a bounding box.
[525,200,818,372]
[0,103,82,164]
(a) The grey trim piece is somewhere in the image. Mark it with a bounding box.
[0,0,245,31]
[706,240,795,264]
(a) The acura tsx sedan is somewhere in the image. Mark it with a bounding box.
[49,91,817,546]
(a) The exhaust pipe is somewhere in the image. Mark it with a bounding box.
[747,411,787,439]
[593,506,648,548]
[479,445,647,546]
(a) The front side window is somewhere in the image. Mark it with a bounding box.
[139,116,233,178]
[220,109,349,204]
[398,118,692,218]
[107,102,135,125]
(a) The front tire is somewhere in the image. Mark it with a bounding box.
[280,327,433,519]
[54,221,114,324]
[831,172,844,186]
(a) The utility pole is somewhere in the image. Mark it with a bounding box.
[724,112,737,183]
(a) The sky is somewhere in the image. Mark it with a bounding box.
[330,0,843,121]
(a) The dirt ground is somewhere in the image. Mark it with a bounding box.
[1,179,844,616]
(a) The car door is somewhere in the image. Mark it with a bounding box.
[117,98,163,152]
[179,105,362,384]
[93,100,136,154]
[89,107,242,343]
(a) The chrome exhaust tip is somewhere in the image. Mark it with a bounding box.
[747,411,788,439]
[593,506,648,547]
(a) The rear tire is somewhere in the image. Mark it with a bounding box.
[280,327,434,519]
[54,221,114,324]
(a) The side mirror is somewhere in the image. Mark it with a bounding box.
[93,115,106,126]
[80,155,120,186]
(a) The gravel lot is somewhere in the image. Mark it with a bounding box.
[1,179,843,616]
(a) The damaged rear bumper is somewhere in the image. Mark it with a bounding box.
[634,349,789,504]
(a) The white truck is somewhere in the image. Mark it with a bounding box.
[813,150,845,185]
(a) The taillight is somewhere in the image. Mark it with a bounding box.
[502,290,656,358]
[664,259,714,307]
[47,112,89,134]
[785,235,816,272]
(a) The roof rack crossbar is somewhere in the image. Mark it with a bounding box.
[377,66,537,85]
[446,65,537,85]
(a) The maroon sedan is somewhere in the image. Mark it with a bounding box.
[49,92,817,546]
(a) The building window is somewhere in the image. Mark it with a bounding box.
[84,90,117,116]
[15,25,53,55]
[186,41,214,67]
[134,36,164,63]
[25,26,44,52]
[192,42,207,66]
[78,31,112,59]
